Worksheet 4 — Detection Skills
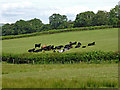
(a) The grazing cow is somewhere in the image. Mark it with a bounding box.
[64,44,71,48]
[42,45,52,51]
[75,45,80,48]
[92,42,95,45]
[53,50,56,52]
[33,49,42,53]
[42,46,49,51]
[64,47,70,51]
[28,48,35,52]
[55,46,61,49]
[47,45,52,51]
[35,43,41,48]
[41,45,52,51]
[69,41,72,44]
[82,46,86,48]
[55,45,63,49]
[75,42,81,48]
[78,42,81,45]
[51,45,54,50]
[59,45,64,48]
[88,42,95,46]
[70,41,77,45]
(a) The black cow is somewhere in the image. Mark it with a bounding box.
[55,45,64,49]
[51,45,54,50]
[70,41,77,45]
[55,46,62,49]
[47,45,52,50]
[35,43,41,48]
[69,41,72,44]
[28,48,35,52]
[53,50,56,52]
[42,46,49,51]
[41,45,51,51]
[64,44,71,48]
[82,46,86,48]
[64,47,70,51]
[33,49,42,52]
[78,42,81,45]
[75,45,80,48]
[59,45,64,48]
[92,42,95,45]
[88,42,95,46]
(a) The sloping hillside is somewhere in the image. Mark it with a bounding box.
[2,28,118,54]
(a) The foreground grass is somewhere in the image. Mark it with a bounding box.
[0,63,2,89]
[2,28,118,54]
[2,63,118,88]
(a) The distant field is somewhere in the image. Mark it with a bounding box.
[2,28,118,54]
[2,63,118,88]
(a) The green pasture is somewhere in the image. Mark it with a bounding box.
[0,63,2,90]
[2,28,118,54]
[2,63,118,88]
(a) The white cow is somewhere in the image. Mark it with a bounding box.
[57,49,64,53]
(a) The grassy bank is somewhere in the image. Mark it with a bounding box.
[2,63,118,88]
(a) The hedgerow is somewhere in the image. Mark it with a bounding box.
[1,25,113,40]
[2,51,119,64]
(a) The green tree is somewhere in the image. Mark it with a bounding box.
[49,13,68,29]
[109,5,120,27]
[40,24,52,31]
[13,20,31,34]
[2,23,14,35]
[74,11,95,27]
[66,20,74,28]
[28,18,43,32]
[92,10,109,26]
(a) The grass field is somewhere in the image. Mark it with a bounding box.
[2,28,119,88]
[2,63,118,88]
[0,63,2,90]
[2,28,118,54]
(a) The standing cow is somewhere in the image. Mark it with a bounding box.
[35,43,41,48]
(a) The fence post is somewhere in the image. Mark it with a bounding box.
[13,59,14,64]
[80,61,81,63]
[28,60,29,64]
[33,60,34,64]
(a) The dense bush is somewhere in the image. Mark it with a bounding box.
[1,25,113,40]
[2,51,119,64]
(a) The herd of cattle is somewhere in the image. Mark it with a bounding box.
[28,41,95,53]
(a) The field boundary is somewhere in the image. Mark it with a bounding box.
[2,51,119,64]
[1,25,114,40]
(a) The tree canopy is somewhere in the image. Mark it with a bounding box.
[2,18,43,36]
[92,10,109,26]
[49,13,68,29]
[2,5,120,36]
[74,11,95,27]
[109,5,119,27]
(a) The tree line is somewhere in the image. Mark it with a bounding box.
[2,5,120,36]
